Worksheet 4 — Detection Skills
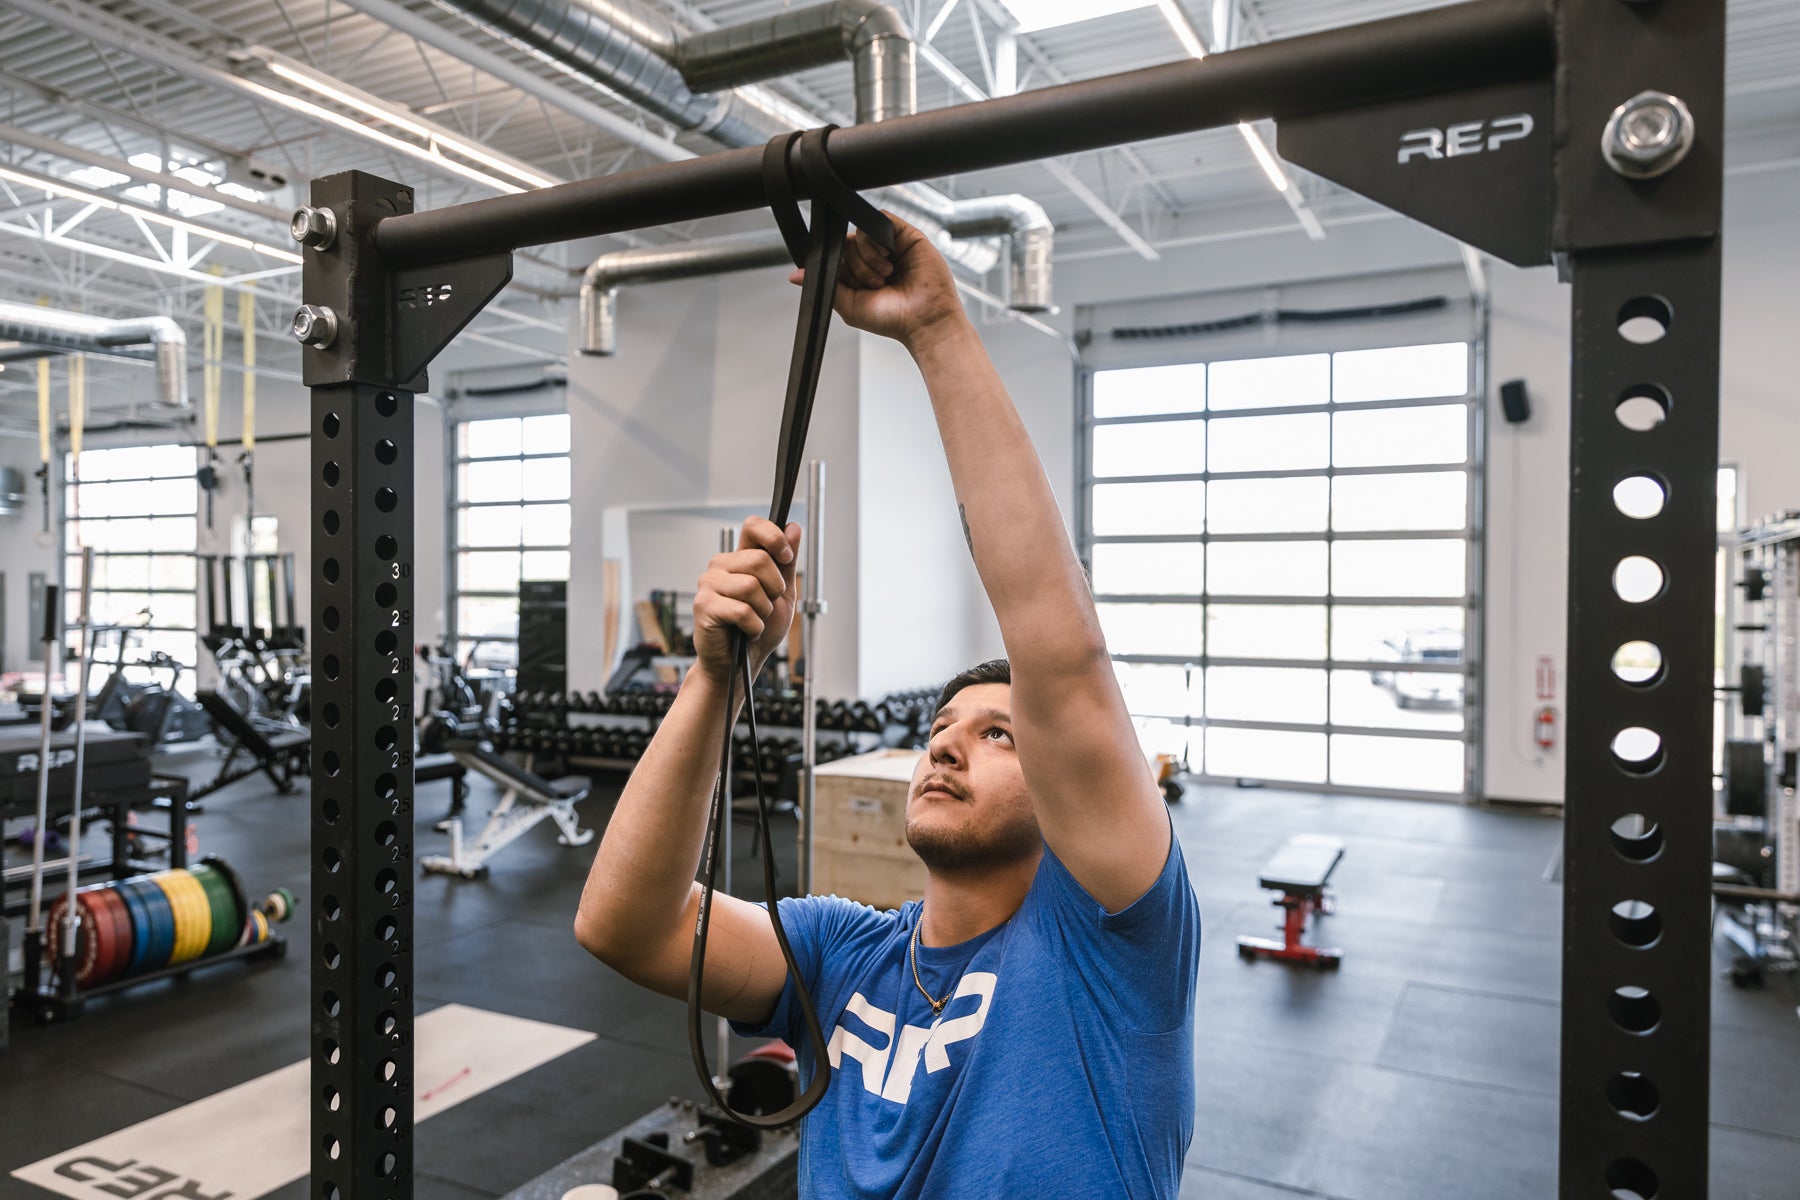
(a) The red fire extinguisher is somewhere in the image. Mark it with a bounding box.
[1535,705,1557,751]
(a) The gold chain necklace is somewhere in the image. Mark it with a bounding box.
[909,919,955,1016]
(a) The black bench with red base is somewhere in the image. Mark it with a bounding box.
[1237,834,1344,969]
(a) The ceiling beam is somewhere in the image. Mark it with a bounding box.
[0,120,291,224]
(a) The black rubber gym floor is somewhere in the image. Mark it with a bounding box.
[5,760,1797,1199]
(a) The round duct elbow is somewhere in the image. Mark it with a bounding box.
[1009,226,1054,314]
[580,286,619,357]
[855,33,913,123]
[154,338,189,407]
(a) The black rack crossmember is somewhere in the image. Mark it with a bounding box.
[299,1,1724,1196]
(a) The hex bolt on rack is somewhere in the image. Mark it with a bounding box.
[295,2,1723,1196]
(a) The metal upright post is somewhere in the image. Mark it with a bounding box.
[22,583,60,999]
[58,547,96,996]
[800,459,826,896]
[716,524,734,1082]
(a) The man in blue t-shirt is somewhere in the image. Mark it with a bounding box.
[575,214,1202,1198]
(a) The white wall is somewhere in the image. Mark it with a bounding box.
[564,262,1080,704]
[1482,264,1573,802]
[566,267,862,701]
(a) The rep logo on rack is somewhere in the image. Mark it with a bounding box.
[398,282,454,308]
[1398,114,1534,164]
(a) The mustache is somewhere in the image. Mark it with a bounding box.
[915,774,969,802]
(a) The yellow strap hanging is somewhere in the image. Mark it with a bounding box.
[203,276,224,450]
[37,358,51,466]
[69,354,86,470]
[239,287,255,452]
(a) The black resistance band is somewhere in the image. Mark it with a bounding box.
[687,127,895,1128]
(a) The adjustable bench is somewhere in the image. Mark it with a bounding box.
[193,689,309,800]
[414,752,469,816]
[420,737,593,880]
[1237,834,1344,969]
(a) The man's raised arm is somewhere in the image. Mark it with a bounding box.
[572,518,803,1022]
[820,219,1170,912]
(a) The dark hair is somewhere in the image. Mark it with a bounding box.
[935,658,1011,715]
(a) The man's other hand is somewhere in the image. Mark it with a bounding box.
[693,517,801,687]
[790,214,967,354]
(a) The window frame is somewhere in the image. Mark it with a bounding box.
[62,444,202,695]
[1078,339,1484,800]
[447,409,572,663]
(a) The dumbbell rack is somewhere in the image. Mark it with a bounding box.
[493,689,939,801]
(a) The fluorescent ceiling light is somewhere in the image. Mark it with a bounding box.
[1000,0,1154,34]
[1154,0,1210,58]
[263,57,560,191]
[1139,2,1300,198]
[0,164,121,210]
[1238,122,1291,192]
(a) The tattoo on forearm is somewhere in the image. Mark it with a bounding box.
[959,503,973,555]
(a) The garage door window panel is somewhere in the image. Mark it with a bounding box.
[1208,666,1327,725]
[1093,363,1206,418]
[1206,477,1329,534]
[1207,353,1329,411]
[1208,412,1330,474]
[1331,734,1464,793]
[1098,602,1202,658]
[1333,405,1469,468]
[1084,339,1477,797]
[1091,480,1205,536]
[1207,604,1327,660]
[1091,419,1206,479]
[1090,541,1204,596]
[1207,540,1329,597]
[1332,539,1466,598]
[1207,727,1327,784]
[1331,669,1464,732]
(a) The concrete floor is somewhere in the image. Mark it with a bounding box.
[5,755,1798,1199]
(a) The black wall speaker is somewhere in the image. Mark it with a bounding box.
[1499,379,1531,424]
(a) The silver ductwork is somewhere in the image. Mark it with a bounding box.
[441,0,1053,311]
[581,230,793,356]
[0,301,189,408]
[432,0,786,145]
[902,192,1054,314]
[676,1,915,126]
[578,212,1013,356]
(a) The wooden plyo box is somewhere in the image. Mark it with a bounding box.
[811,748,927,911]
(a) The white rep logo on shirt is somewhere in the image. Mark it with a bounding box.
[825,973,997,1105]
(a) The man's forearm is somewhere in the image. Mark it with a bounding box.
[575,668,738,962]
[908,319,1104,669]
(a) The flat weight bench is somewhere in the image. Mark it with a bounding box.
[1237,834,1344,969]
[420,738,594,880]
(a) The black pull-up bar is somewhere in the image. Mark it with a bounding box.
[372,0,1552,267]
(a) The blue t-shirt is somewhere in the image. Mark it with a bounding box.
[733,832,1201,1198]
